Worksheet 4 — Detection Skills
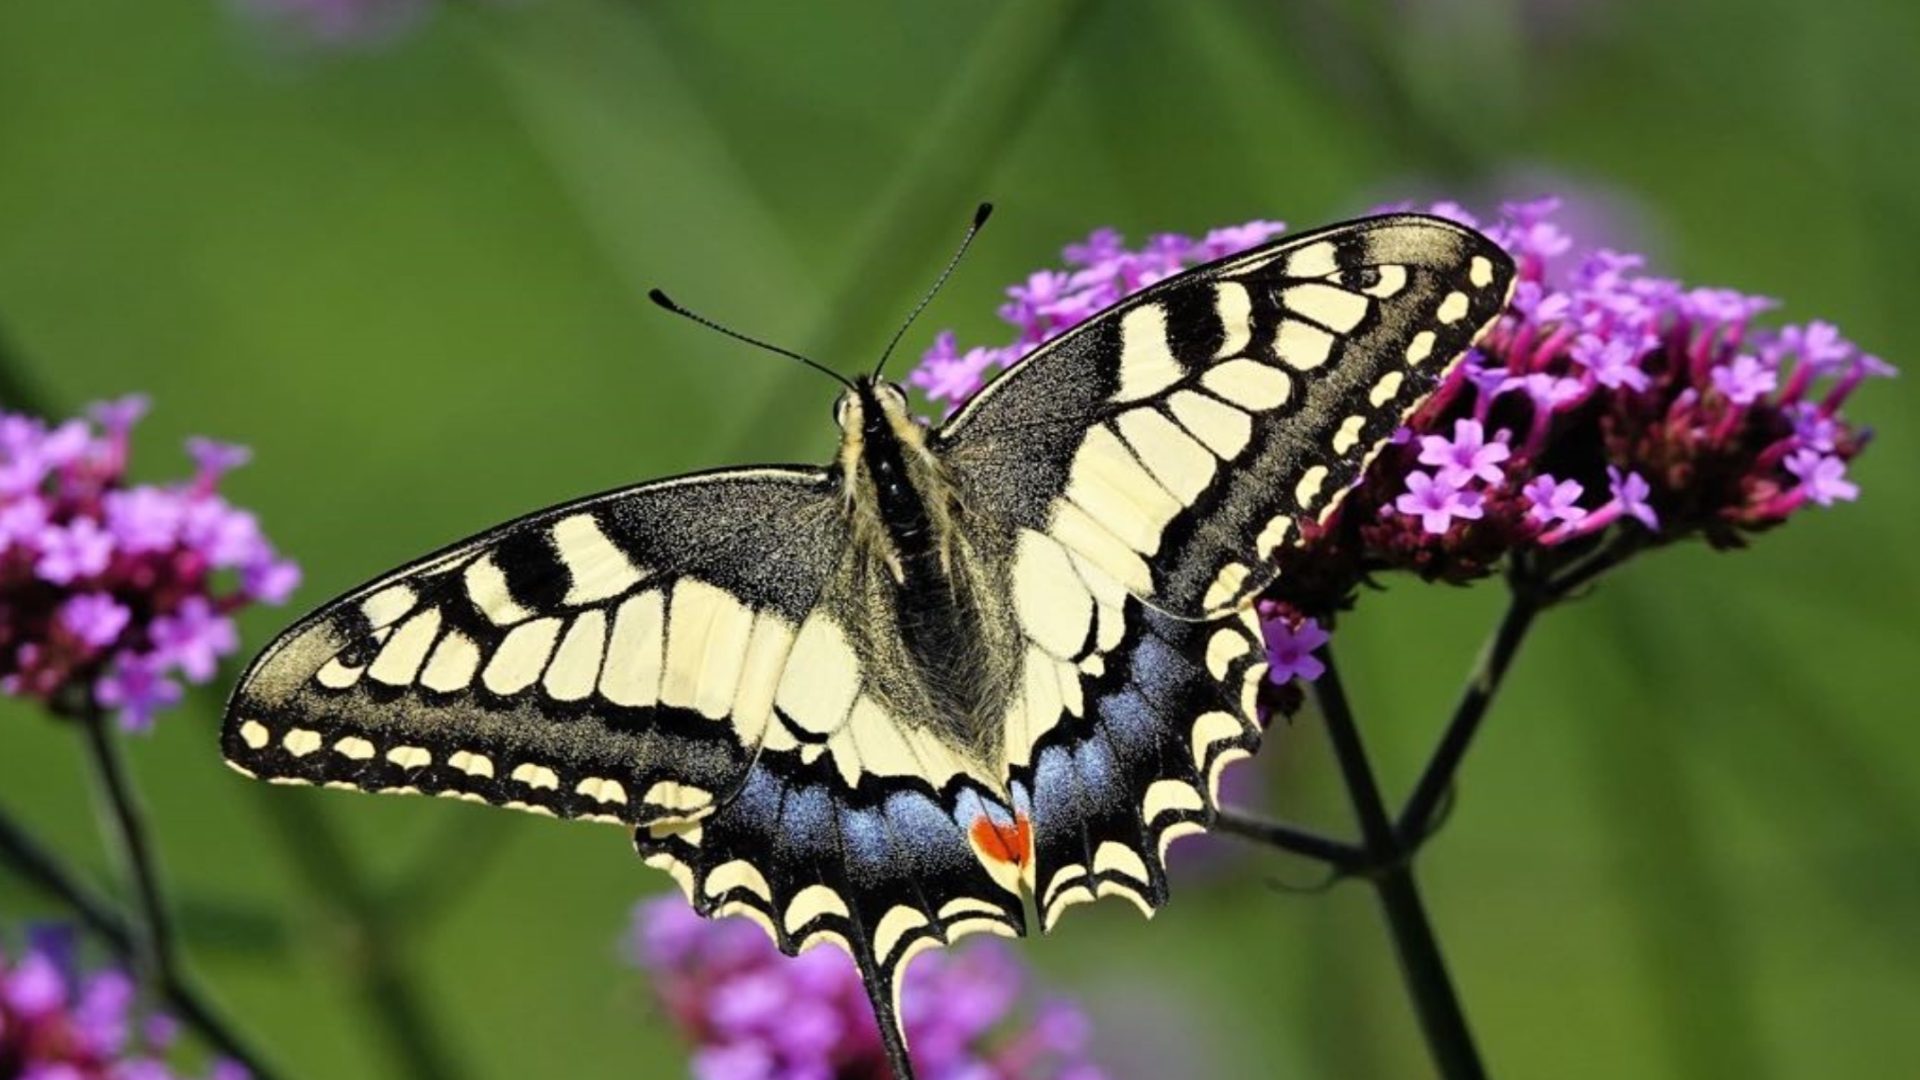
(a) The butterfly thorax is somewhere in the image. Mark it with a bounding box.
[833,381,1013,759]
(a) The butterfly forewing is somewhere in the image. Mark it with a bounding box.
[940,214,1517,617]
[222,467,844,825]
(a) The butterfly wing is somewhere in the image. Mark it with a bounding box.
[935,215,1513,931]
[938,213,1516,617]
[221,466,846,826]
[221,463,1025,1069]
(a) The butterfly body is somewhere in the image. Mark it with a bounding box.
[221,214,1515,1077]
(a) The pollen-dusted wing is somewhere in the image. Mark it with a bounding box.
[222,213,1514,1079]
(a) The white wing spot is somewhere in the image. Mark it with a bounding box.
[1143,779,1205,822]
[776,615,861,737]
[642,781,711,813]
[1013,530,1094,659]
[360,585,416,630]
[1273,319,1335,371]
[334,736,375,760]
[449,751,494,778]
[661,579,755,721]
[576,777,628,805]
[284,729,322,757]
[601,591,666,708]
[1202,359,1292,411]
[483,617,561,696]
[420,630,482,693]
[1470,256,1494,288]
[316,656,365,690]
[1114,407,1215,502]
[1063,425,1182,556]
[1332,414,1367,454]
[1362,264,1409,298]
[387,746,431,770]
[553,514,644,606]
[239,720,269,750]
[368,608,441,686]
[1295,465,1330,509]
[1437,291,1470,324]
[1255,516,1293,559]
[1168,390,1252,459]
[1112,304,1185,403]
[1278,282,1369,332]
[1369,370,1406,407]
[463,555,531,626]
[1203,563,1250,611]
[510,763,559,790]
[1285,241,1337,278]
[1407,330,1437,364]
[1205,627,1250,680]
[1213,281,1253,359]
[544,610,607,702]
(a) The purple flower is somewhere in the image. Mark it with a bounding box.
[1523,476,1586,527]
[1786,450,1858,506]
[1417,419,1511,486]
[94,655,185,733]
[2,926,244,1077]
[1570,334,1652,392]
[1709,354,1777,406]
[147,597,240,682]
[35,519,115,586]
[58,594,132,651]
[185,439,252,488]
[1394,471,1485,535]
[1261,615,1328,684]
[629,897,1101,1079]
[0,399,295,730]
[1607,467,1660,530]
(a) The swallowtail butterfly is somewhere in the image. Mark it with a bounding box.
[222,211,1513,1077]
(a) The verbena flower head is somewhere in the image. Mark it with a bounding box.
[1,925,248,1079]
[0,397,299,730]
[629,897,1103,1079]
[910,199,1889,709]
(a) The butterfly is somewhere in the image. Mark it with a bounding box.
[221,209,1513,1078]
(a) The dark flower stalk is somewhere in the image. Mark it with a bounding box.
[909,197,1889,1078]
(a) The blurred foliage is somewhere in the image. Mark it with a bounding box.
[2,0,1916,1077]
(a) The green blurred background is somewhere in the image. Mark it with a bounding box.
[3,1,1917,1076]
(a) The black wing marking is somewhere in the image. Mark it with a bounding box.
[992,531,1268,931]
[221,466,844,826]
[938,213,1516,617]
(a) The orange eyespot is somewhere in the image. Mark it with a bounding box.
[969,813,1032,868]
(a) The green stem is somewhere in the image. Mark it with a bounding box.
[1315,650,1487,1080]
[76,704,178,994]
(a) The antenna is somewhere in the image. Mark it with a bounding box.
[873,201,994,379]
[647,289,853,389]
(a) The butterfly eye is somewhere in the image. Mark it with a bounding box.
[833,396,853,428]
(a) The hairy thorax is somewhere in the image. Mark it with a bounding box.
[830,381,1020,764]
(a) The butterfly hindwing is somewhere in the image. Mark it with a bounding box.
[940,214,1517,617]
[221,467,846,825]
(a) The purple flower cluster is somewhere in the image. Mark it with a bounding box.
[0,397,299,730]
[630,897,1102,1080]
[1,926,246,1079]
[907,199,1889,702]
